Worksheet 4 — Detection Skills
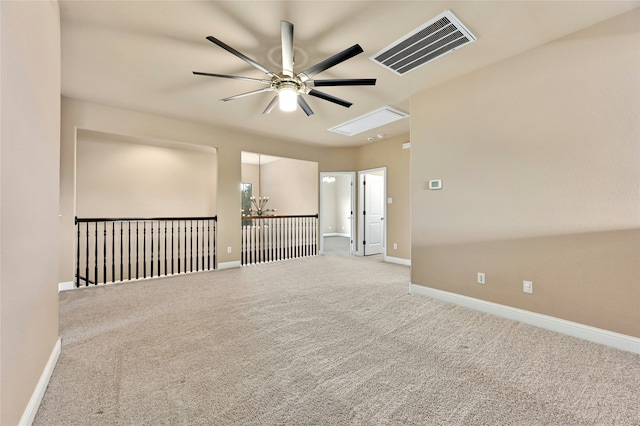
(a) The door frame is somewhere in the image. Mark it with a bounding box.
[358,167,387,257]
[319,171,356,255]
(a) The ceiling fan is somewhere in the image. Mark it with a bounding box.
[193,20,376,116]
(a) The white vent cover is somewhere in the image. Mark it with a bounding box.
[370,10,476,75]
[328,106,409,136]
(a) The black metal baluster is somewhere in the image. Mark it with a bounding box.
[85,222,89,286]
[163,221,167,276]
[189,220,193,272]
[283,218,287,259]
[308,217,311,256]
[298,217,302,258]
[184,221,187,273]
[278,219,282,261]
[275,218,279,261]
[136,222,139,279]
[172,221,175,274]
[150,221,154,277]
[304,217,307,257]
[111,222,115,282]
[128,222,131,280]
[103,222,107,284]
[143,221,147,278]
[177,221,181,273]
[196,220,199,271]
[207,220,211,270]
[120,222,123,281]
[201,220,205,270]
[76,218,80,287]
[302,217,306,257]
[94,222,98,285]
[293,217,297,258]
[312,216,315,255]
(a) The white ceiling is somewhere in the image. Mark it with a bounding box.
[59,1,639,147]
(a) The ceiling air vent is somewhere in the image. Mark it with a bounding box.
[370,10,476,76]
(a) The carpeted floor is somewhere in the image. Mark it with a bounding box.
[323,235,350,254]
[35,252,639,425]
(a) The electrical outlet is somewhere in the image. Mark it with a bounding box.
[523,280,533,294]
[393,243,398,250]
[477,272,485,284]
[227,246,232,254]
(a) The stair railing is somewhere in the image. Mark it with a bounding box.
[74,216,217,287]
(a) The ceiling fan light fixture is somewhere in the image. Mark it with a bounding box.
[278,83,298,112]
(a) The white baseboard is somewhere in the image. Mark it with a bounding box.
[58,281,74,292]
[409,284,640,354]
[218,261,241,270]
[384,256,411,266]
[19,337,61,426]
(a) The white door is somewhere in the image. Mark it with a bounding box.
[364,173,384,255]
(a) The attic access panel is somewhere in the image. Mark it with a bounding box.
[370,10,476,75]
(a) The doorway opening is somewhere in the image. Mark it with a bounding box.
[358,167,386,256]
[319,172,355,255]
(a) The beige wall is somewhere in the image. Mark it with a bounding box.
[76,132,217,217]
[356,135,411,260]
[1,1,61,424]
[410,9,640,336]
[261,158,318,216]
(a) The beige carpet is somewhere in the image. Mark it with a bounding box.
[35,252,639,425]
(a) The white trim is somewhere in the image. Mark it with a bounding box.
[58,281,74,292]
[218,261,241,270]
[323,233,350,238]
[19,337,61,426]
[384,256,411,266]
[409,284,640,354]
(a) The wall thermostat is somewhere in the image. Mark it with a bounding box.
[429,179,443,190]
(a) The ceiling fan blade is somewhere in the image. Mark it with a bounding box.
[298,44,364,82]
[281,21,294,77]
[221,87,273,102]
[193,71,271,85]
[297,95,314,116]
[262,95,279,114]
[206,36,276,78]
[312,78,376,87]
[308,89,352,108]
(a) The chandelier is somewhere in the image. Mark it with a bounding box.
[248,196,277,216]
